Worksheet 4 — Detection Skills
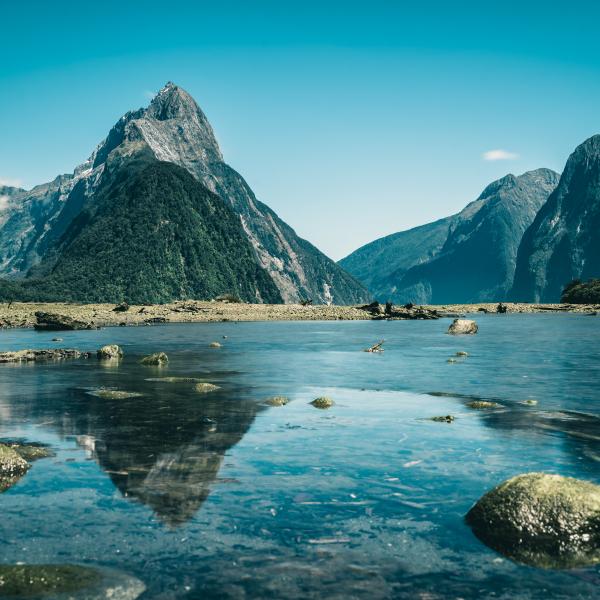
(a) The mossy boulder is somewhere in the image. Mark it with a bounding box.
[466,473,600,568]
[0,444,29,492]
[0,564,145,599]
[194,383,221,393]
[311,396,334,409]
[140,352,168,366]
[265,396,289,406]
[97,345,123,359]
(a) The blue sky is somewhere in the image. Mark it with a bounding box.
[2,1,600,259]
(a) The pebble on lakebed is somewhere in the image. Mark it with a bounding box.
[140,352,169,366]
[466,473,600,568]
[0,564,145,599]
[430,415,455,423]
[265,396,289,406]
[310,396,334,409]
[86,389,143,400]
[466,400,502,409]
[194,383,221,393]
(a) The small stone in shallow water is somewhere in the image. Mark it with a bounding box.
[140,352,168,366]
[265,396,289,406]
[209,342,222,348]
[97,344,123,359]
[51,337,63,342]
[521,399,539,405]
[447,319,478,335]
[86,389,143,400]
[430,415,455,423]
[311,396,334,409]
[456,351,469,357]
[466,400,502,409]
[195,383,221,393]
[466,473,600,568]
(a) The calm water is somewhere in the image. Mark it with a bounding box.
[0,315,599,599]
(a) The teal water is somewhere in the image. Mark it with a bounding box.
[0,315,599,598]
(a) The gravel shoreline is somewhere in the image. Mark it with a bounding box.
[0,301,597,330]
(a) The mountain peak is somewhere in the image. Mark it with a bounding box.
[146,81,202,121]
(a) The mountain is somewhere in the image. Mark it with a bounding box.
[511,136,600,302]
[341,169,560,304]
[24,159,282,303]
[0,82,369,305]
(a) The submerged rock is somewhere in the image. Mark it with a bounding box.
[2,440,54,462]
[194,383,221,393]
[0,348,88,363]
[448,318,478,335]
[265,396,290,406]
[97,344,123,359]
[430,415,455,423]
[456,351,469,357]
[0,564,145,599]
[86,389,143,400]
[466,473,600,568]
[466,400,502,409]
[209,341,222,348]
[34,311,97,331]
[311,396,334,409]
[140,352,168,366]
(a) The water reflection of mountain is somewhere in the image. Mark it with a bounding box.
[74,392,261,526]
[1,365,263,526]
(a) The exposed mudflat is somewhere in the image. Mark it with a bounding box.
[0,300,597,329]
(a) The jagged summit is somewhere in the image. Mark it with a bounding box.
[0,81,369,304]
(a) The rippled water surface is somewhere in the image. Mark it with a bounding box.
[1,315,599,599]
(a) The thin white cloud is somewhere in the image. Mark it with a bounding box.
[482,149,519,161]
[0,177,23,188]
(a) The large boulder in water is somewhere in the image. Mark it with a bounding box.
[466,472,600,568]
[447,318,478,335]
[0,564,145,599]
[140,352,168,366]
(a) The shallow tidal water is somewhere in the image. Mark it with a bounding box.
[0,314,600,599]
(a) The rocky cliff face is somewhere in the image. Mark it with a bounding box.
[342,169,559,304]
[0,82,369,304]
[511,136,600,302]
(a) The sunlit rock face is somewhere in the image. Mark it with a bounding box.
[0,82,369,304]
[512,135,600,302]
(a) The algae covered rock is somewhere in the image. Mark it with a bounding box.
[0,564,145,599]
[97,345,123,359]
[466,473,600,568]
[466,400,501,409]
[265,396,289,406]
[2,441,54,462]
[86,389,143,400]
[311,396,334,409]
[140,352,168,366]
[447,319,478,335]
[0,444,30,493]
[430,415,455,423]
[195,383,221,393]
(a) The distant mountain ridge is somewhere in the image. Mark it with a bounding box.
[511,135,600,302]
[0,82,370,304]
[341,169,560,304]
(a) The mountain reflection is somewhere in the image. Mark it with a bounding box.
[74,389,262,526]
[1,365,264,526]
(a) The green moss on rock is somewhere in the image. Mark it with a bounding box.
[466,473,600,568]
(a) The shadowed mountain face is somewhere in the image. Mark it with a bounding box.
[0,83,369,305]
[512,135,600,302]
[341,169,559,304]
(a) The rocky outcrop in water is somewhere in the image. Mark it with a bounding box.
[512,136,600,302]
[447,319,478,334]
[466,473,600,568]
[342,169,559,303]
[0,348,88,363]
